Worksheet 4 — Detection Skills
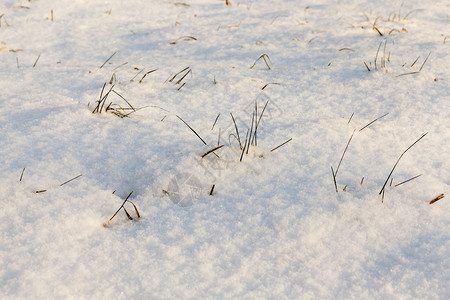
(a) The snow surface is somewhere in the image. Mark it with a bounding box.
[0,0,449,298]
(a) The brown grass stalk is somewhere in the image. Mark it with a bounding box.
[379,132,428,195]
[429,194,444,205]
[100,51,117,69]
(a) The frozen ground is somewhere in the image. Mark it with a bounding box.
[0,0,449,298]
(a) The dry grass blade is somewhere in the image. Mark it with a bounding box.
[254,100,258,145]
[100,51,117,69]
[359,112,389,131]
[418,52,431,72]
[211,113,220,130]
[381,40,387,69]
[110,106,136,118]
[19,168,25,182]
[130,68,145,82]
[32,54,41,68]
[60,174,82,186]
[173,2,190,7]
[112,90,135,111]
[92,83,114,113]
[307,37,318,46]
[338,48,355,52]
[139,69,158,83]
[402,9,419,20]
[261,82,280,90]
[169,67,190,82]
[270,138,292,152]
[396,71,420,77]
[217,128,221,145]
[379,132,428,195]
[209,184,215,195]
[112,62,128,71]
[394,174,422,187]
[91,84,141,118]
[335,129,356,177]
[122,206,133,220]
[176,115,207,145]
[176,69,191,85]
[364,62,371,71]
[388,29,399,35]
[240,129,249,162]
[177,82,186,91]
[373,26,383,36]
[251,100,258,146]
[429,194,444,205]
[257,99,269,125]
[126,200,141,218]
[253,99,269,146]
[250,54,272,70]
[92,83,106,113]
[99,84,115,113]
[397,52,431,77]
[201,145,224,158]
[141,105,169,113]
[170,36,197,44]
[410,56,420,68]
[347,112,354,125]
[374,40,383,69]
[246,110,256,154]
[331,166,338,192]
[109,73,116,84]
[230,112,242,149]
[262,55,272,69]
[270,15,288,25]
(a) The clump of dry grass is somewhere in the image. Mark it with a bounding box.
[166,67,192,91]
[330,111,429,201]
[90,83,139,118]
[104,191,140,227]
[361,4,418,37]
[379,132,428,202]
[397,52,431,77]
[363,40,431,77]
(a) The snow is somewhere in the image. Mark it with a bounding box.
[0,0,449,298]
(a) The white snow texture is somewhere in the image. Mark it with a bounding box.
[0,0,449,299]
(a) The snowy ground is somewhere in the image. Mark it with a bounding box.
[0,0,449,298]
